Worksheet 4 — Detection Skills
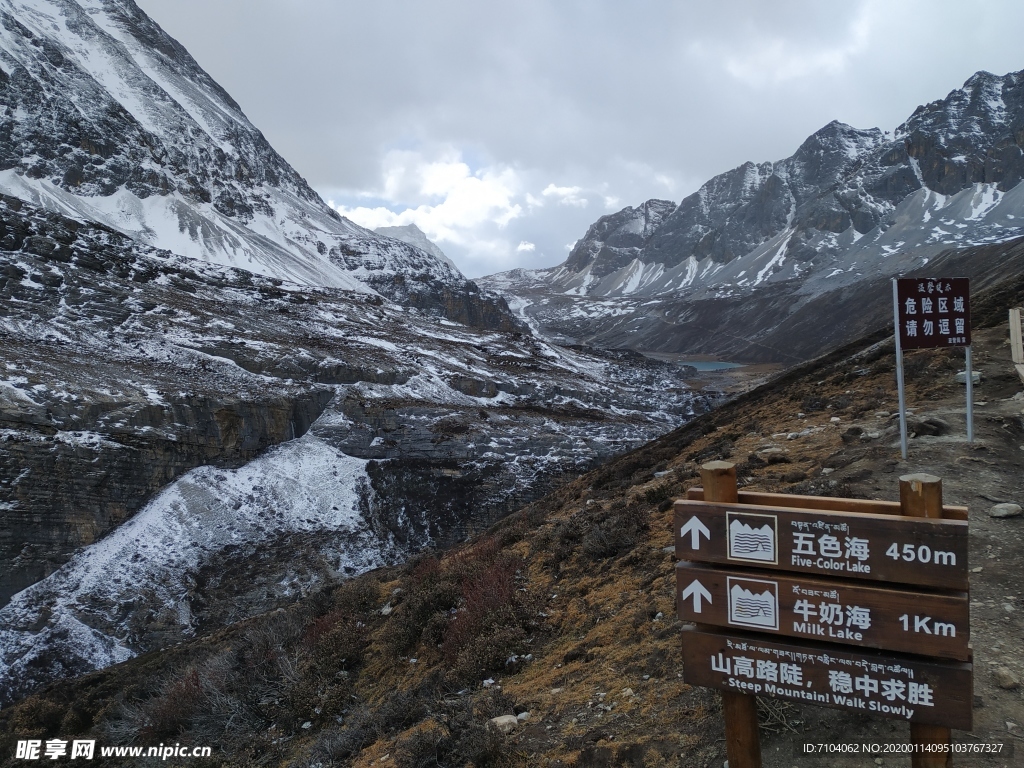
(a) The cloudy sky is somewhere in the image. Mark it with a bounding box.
[136,0,1024,278]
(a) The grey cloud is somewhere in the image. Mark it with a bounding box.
[134,0,1024,275]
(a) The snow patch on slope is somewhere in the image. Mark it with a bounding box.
[0,431,385,695]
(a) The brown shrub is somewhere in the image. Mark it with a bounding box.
[9,697,65,738]
[138,668,205,739]
[383,565,461,657]
[441,555,520,664]
[581,502,649,560]
[303,611,368,673]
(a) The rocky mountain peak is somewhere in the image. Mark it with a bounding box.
[789,121,885,183]
[374,223,460,272]
[0,0,517,328]
[482,67,1024,363]
[563,198,675,276]
[896,68,1024,194]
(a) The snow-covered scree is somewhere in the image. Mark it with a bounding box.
[0,433,383,705]
[0,197,710,703]
[482,71,1024,361]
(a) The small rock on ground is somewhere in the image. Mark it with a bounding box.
[988,503,1023,518]
[489,715,519,734]
[994,667,1021,690]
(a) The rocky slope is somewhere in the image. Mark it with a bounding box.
[0,0,515,328]
[483,69,1024,361]
[4,268,1022,768]
[0,192,708,705]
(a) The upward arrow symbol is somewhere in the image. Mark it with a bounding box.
[679,516,711,550]
[682,579,712,613]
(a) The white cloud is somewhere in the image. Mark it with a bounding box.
[333,147,524,248]
[653,175,678,194]
[327,147,610,276]
[542,183,588,207]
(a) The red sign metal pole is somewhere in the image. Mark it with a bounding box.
[893,279,909,459]
[893,277,972,450]
[965,346,974,443]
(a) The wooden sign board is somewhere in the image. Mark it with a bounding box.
[895,277,970,349]
[676,562,970,661]
[674,500,969,590]
[685,487,969,521]
[681,627,973,730]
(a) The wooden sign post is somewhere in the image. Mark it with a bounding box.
[677,462,972,767]
[1011,308,1023,365]
[701,461,762,768]
[675,500,968,589]
[902,473,954,768]
[677,561,969,659]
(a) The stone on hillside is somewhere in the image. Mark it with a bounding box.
[988,503,1023,519]
[994,667,1020,690]
[489,715,519,734]
[907,416,951,436]
[756,447,789,463]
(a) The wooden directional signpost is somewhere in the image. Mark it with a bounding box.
[677,562,969,660]
[676,461,972,768]
[676,502,968,590]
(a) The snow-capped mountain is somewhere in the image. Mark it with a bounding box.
[376,223,461,272]
[0,0,514,326]
[483,69,1024,361]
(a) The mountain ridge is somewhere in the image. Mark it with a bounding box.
[0,0,707,703]
[0,190,708,703]
[481,68,1024,359]
[0,0,519,329]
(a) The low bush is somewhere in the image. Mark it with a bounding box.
[543,498,650,566]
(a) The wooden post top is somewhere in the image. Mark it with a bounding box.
[899,473,944,519]
[700,461,738,504]
[702,460,735,471]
